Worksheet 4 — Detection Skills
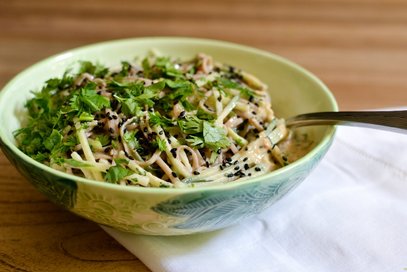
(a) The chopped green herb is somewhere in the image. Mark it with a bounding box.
[202,121,230,150]
[178,116,203,134]
[14,53,297,188]
[105,165,133,183]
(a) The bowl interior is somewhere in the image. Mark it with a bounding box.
[0,37,337,187]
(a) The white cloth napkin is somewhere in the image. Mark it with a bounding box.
[103,122,407,272]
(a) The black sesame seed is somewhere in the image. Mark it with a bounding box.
[206,161,210,167]
[252,111,257,115]
[267,150,272,154]
[168,139,172,144]
[179,111,186,118]
[217,96,222,102]
[193,171,200,175]
[249,96,254,102]
[255,167,261,172]
[143,127,148,133]
[282,156,288,161]
[248,173,252,176]
[244,164,249,170]
[112,115,118,120]
[220,165,224,170]
[234,170,245,177]
[243,157,248,162]
[225,173,234,178]
[170,148,177,157]
[217,149,221,154]
[226,157,232,162]
[108,116,113,120]
[171,172,178,178]
[111,100,118,109]
[159,130,164,135]
[234,166,240,171]
[233,160,238,165]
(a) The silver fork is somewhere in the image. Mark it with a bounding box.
[285,110,407,133]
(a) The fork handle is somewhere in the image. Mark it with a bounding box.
[285,110,407,133]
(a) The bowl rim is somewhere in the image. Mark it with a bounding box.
[0,36,338,194]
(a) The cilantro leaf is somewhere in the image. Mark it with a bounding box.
[155,57,183,78]
[96,134,110,146]
[178,116,203,134]
[123,130,140,149]
[45,72,74,91]
[202,121,230,150]
[43,129,63,151]
[149,112,173,128]
[70,84,110,114]
[108,80,144,97]
[216,78,255,98]
[142,58,153,78]
[79,112,94,121]
[79,61,108,78]
[154,138,167,151]
[118,61,131,77]
[105,165,133,183]
[120,98,141,116]
[145,80,166,94]
[197,108,215,120]
[80,87,110,112]
[186,135,204,148]
[166,79,195,101]
[114,158,129,165]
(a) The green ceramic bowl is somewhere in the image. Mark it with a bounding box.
[0,37,337,235]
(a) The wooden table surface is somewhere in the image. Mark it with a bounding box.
[1,0,407,271]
